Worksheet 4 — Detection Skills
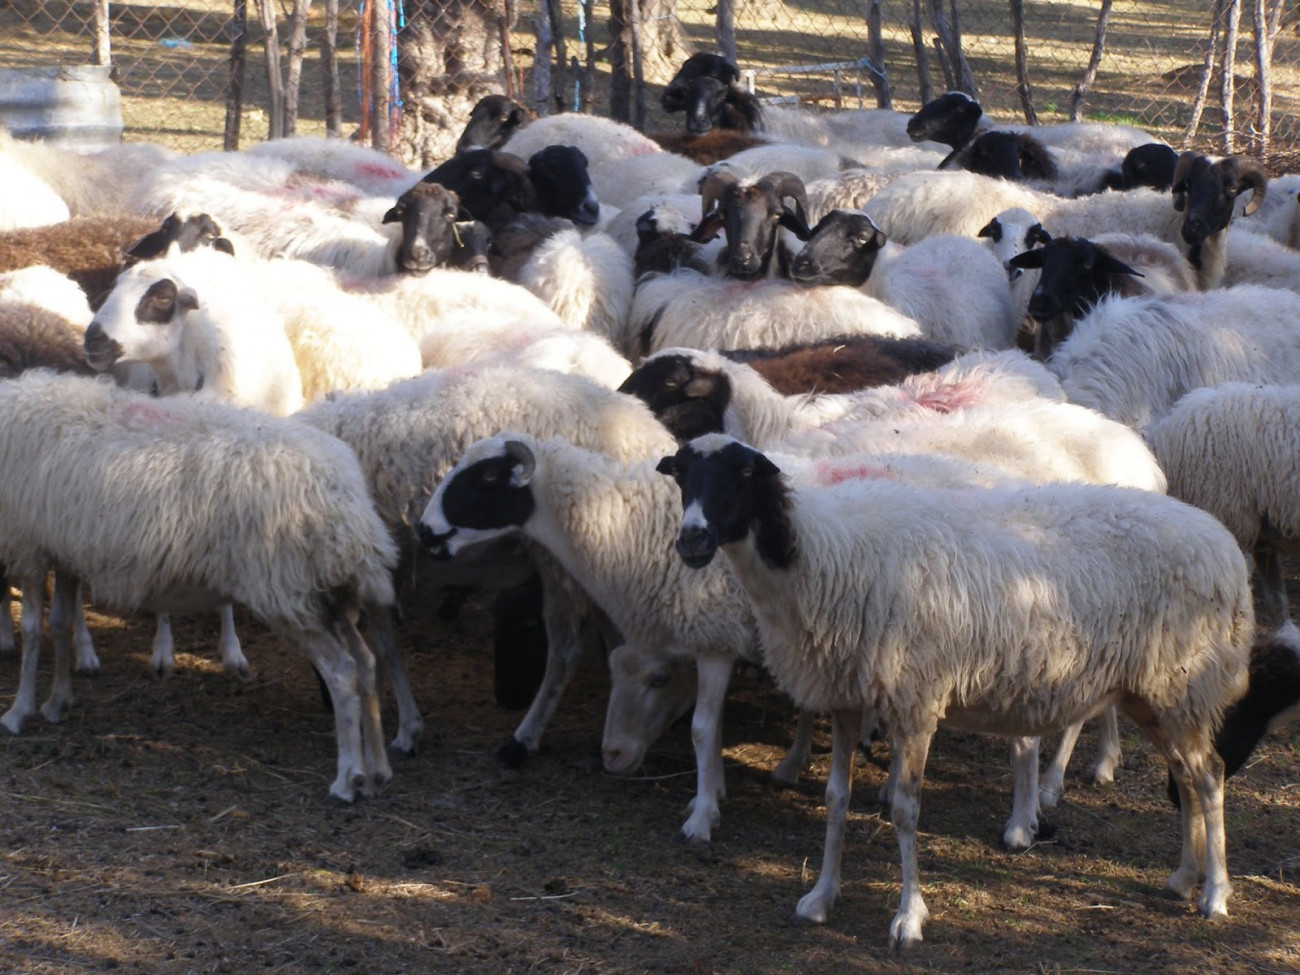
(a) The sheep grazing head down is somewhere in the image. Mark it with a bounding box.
[84,263,198,372]
[788,209,888,288]
[617,350,733,443]
[456,93,530,153]
[905,90,983,149]
[963,130,1059,183]
[1172,152,1267,246]
[657,434,791,570]
[419,435,539,560]
[382,181,464,274]
[696,169,809,280]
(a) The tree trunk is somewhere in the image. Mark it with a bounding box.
[580,0,595,112]
[910,0,933,104]
[629,0,646,129]
[256,0,284,139]
[320,0,341,137]
[1069,0,1112,122]
[716,0,737,66]
[1249,0,1276,159]
[1183,0,1222,146]
[609,0,633,123]
[866,0,891,108]
[1220,0,1240,153]
[283,0,310,136]
[225,0,248,149]
[92,0,111,67]
[927,0,976,97]
[533,9,553,117]
[548,0,567,114]
[1010,0,1037,124]
[371,0,392,150]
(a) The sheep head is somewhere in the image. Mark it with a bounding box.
[125,212,235,264]
[456,94,530,153]
[420,149,535,233]
[963,131,1058,183]
[906,91,984,149]
[698,170,809,280]
[618,350,732,443]
[660,53,759,135]
[1172,152,1267,245]
[788,210,887,288]
[526,145,601,226]
[383,181,463,274]
[85,264,198,373]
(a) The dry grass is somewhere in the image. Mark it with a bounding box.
[1,583,1298,974]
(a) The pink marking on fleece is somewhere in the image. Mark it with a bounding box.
[626,141,660,157]
[355,160,406,181]
[119,401,181,431]
[814,459,900,485]
[908,379,984,414]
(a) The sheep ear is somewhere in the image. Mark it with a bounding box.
[690,210,725,243]
[125,228,169,263]
[1096,253,1143,278]
[655,455,678,477]
[382,205,403,224]
[504,440,535,487]
[778,204,811,240]
[177,288,199,312]
[752,453,780,477]
[213,237,236,256]
[1026,223,1052,247]
[1007,250,1045,270]
[976,217,1001,241]
[683,375,716,398]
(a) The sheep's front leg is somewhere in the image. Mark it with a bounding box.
[1003,736,1040,850]
[500,560,589,767]
[771,709,816,786]
[40,570,80,724]
[217,603,249,678]
[1,575,47,734]
[680,650,733,842]
[1189,749,1230,919]
[72,586,99,675]
[297,628,367,802]
[793,707,860,924]
[151,612,176,678]
[887,726,934,951]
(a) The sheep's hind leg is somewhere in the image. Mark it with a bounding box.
[0,567,13,654]
[1087,706,1122,786]
[151,612,176,678]
[367,603,424,755]
[296,627,367,802]
[340,616,392,795]
[794,707,862,925]
[886,726,934,950]
[1039,720,1083,809]
[1003,736,1040,850]
[1,575,47,734]
[1188,748,1230,918]
[217,603,249,678]
[72,585,99,675]
[771,709,816,786]
[40,571,80,724]
[680,650,733,842]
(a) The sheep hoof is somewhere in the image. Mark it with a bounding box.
[389,736,418,758]
[1165,867,1199,901]
[1002,823,1036,851]
[1038,783,1064,810]
[0,710,26,735]
[496,737,530,768]
[40,698,72,724]
[73,652,100,676]
[1198,886,1230,920]
[1087,763,1117,787]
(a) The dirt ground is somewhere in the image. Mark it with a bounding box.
[2,575,1298,974]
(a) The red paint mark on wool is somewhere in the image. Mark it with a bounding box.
[627,141,659,157]
[910,379,983,414]
[355,161,405,180]
[815,460,898,485]
[119,401,179,430]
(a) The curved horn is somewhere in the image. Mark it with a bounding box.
[760,170,809,215]
[1230,155,1268,216]
[1170,151,1200,212]
[503,439,536,485]
[490,150,530,175]
[699,169,739,217]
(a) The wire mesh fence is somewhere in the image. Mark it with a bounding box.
[2,0,1298,165]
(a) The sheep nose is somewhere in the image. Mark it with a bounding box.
[466,255,490,274]
[675,524,717,567]
[83,322,122,371]
[574,199,600,226]
[1027,291,1061,321]
[418,521,456,559]
[1181,218,1207,244]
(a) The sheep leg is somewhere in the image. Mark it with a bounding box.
[500,561,589,768]
[71,585,98,675]
[1188,748,1230,918]
[294,627,367,803]
[0,574,13,655]
[771,709,816,786]
[1039,720,1084,809]
[886,726,934,951]
[680,650,734,843]
[793,707,860,925]
[1253,543,1289,629]
[1002,736,1040,850]
[40,570,80,724]
[1165,748,1208,902]
[1088,706,1122,786]
[339,616,392,795]
[151,612,176,679]
[1,574,46,734]
[218,603,249,679]
[366,602,424,755]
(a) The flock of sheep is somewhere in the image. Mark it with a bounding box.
[2,50,1300,950]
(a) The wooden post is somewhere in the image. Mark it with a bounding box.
[92,0,111,67]
[321,0,341,136]
[609,0,632,122]
[1249,0,1276,159]
[371,0,391,150]
[256,0,284,139]
[499,0,517,100]
[1068,0,1113,122]
[866,0,891,108]
[629,0,646,131]
[548,0,567,114]
[581,0,595,111]
[224,0,249,149]
[1220,0,1240,153]
[1010,0,1037,124]
[1184,0,1221,146]
[911,0,933,104]
[283,0,310,136]
[534,10,553,117]
[716,0,737,66]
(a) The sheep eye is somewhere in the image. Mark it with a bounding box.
[481,470,500,485]
[648,673,670,689]
[444,209,457,220]
[662,379,680,390]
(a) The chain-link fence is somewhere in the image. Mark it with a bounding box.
[3,0,1298,164]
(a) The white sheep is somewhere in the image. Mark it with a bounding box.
[0,371,398,802]
[0,152,70,230]
[1144,383,1300,626]
[1223,226,1300,294]
[863,170,1050,244]
[2,128,173,218]
[499,112,664,177]
[1048,286,1300,429]
[295,365,678,758]
[244,136,421,197]
[629,269,921,360]
[659,433,1251,946]
[511,226,635,339]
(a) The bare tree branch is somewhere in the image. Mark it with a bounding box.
[1069,0,1112,123]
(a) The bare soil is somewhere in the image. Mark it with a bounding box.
[2,582,1298,975]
